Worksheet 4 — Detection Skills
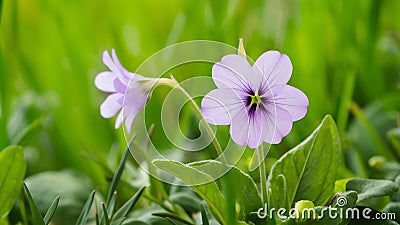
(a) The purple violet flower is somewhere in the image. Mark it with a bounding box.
[201,51,309,148]
[95,49,153,133]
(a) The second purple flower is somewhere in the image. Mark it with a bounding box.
[95,49,155,133]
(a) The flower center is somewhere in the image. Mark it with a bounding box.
[250,92,262,106]
[247,91,262,116]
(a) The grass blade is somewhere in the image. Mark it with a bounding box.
[152,213,193,225]
[112,186,146,220]
[107,191,117,217]
[106,136,136,204]
[43,195,60,225]
[23,183,45,225]
[350,102,392,159]
[11,118,42,145]
[337,71,355,134]
[18,196,28,225]
[75,190,96,225]
[95,206,100,225]
[99,191,117,224]
[110,217,125,225]
[200,203,209,225]
[166,217,178,225]
[101,202,111,225]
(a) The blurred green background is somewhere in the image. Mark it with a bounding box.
[1,0,400,185]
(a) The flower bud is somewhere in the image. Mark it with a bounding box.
[238,38,246,58]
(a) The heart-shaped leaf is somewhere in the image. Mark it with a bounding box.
[268,115,341,210]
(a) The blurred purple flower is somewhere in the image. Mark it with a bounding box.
[201,51,309,148]
[95,49,153,133]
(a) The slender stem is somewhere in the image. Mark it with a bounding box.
[158,76,226,163]
[258,145,268,204]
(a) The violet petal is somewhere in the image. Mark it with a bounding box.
[95,71,117,92]
[100,93,123,118]
[212,54,252,91]
[262,105,293,144]
[254,51,292,87]
[274,85,309,121]
[201,88,245,125]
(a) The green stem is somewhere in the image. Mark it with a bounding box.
[157,77,226,163]
[258,145,268,204]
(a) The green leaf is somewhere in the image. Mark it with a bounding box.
[279,191,358,225]
[170,191,201,213]
[97,137,135,224]
[25,170,92,225]
[0,0,3,23]
[268,115,341,210]
[349,102,394,160]
[320,191,358,225]
[337,71,356,134]
[368,157,400,180]
[0,218,8,225]
[188,160,262,221]
[75,190,96,225]
[44,195,60,225]
[0,146,26,219]
[23,183,45,225]
[200,203,210,225]
[384,202,400,223]
[334,178,352,193]
[387,128,400,158]
[107,136,135,204]
[107,191,117,218]
[333,191,358,208]
[166,217,179,225]
[152,213,193,225]
[123,204,174,224]
[384,202,400,213]
[11,118,42,145]
[112,186,146,221]
[101,203,111,225]
[392,175,400,202]
[95,209,100,225]
[152,160,226,224]
[110,217,125,225]
[18,193,28,225]
[346,178,399,203]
